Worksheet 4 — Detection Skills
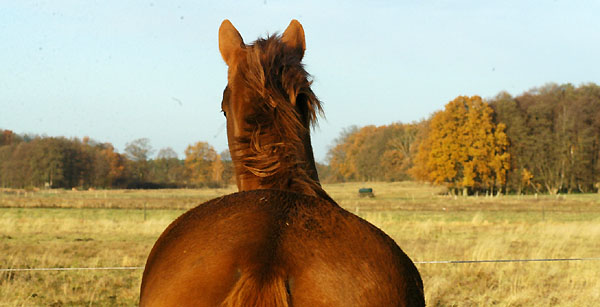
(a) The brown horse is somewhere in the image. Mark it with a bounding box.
[139,20,424,306]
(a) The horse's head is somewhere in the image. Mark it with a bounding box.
[218,19,323,193]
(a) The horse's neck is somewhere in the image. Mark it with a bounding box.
[235,128,328,199]
[294,134,332,200]
[300,130,320,183]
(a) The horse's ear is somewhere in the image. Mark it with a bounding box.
[219,19,244,66]
[281,19,305,59]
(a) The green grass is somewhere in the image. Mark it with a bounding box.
[1,182,599,306]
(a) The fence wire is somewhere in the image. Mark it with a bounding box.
[0,266,143,272]
[2,257,600,272]
[415,257,600,264]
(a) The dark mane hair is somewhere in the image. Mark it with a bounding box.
[228,33,326,196]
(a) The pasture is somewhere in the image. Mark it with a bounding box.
[1,182,599,306]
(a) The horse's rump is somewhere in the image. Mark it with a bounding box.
[140,190,423,306]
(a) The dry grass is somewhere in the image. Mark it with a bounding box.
[0,208,176,306]
[369,215,600,306]
[0,187,237,210]
[1,183,599,306]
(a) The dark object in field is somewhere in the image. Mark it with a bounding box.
[359,188,375,198]
[140,20,424,306]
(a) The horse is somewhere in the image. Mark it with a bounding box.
[139,20,424,306]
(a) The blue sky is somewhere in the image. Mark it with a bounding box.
[1,1,599,162]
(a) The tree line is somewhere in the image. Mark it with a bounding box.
[324,83,600,194]
[2,82,599,193]
[0,132,234,189]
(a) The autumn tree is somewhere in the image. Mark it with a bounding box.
[352,126,382,181]
[327,124,419,182]
[0,130,21,146]
[409,119,432,183]
[184,141,218,186]
[411,96,510,195]
[219,150,235,185]
[327,126,360,181]
[380,123,419,181]
[211,154,225,185]
[90,143,126,187]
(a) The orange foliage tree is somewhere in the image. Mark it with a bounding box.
[95,143,126,187]
[411,96,510,194]
[211,154,225,184]
[327,124,418,182]
[327,127,360,181]
[184,141,221,186]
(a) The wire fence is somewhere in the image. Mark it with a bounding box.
[414,257,600,264]
[2,257,600,272]
[0,266,144,272]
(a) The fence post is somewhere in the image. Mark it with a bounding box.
[542,204,545,221]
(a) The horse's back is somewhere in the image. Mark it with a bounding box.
[140,189,424,306]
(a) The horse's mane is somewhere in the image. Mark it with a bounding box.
[230,33,326,197]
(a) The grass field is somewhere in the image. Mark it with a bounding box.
[1,182,599,306]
